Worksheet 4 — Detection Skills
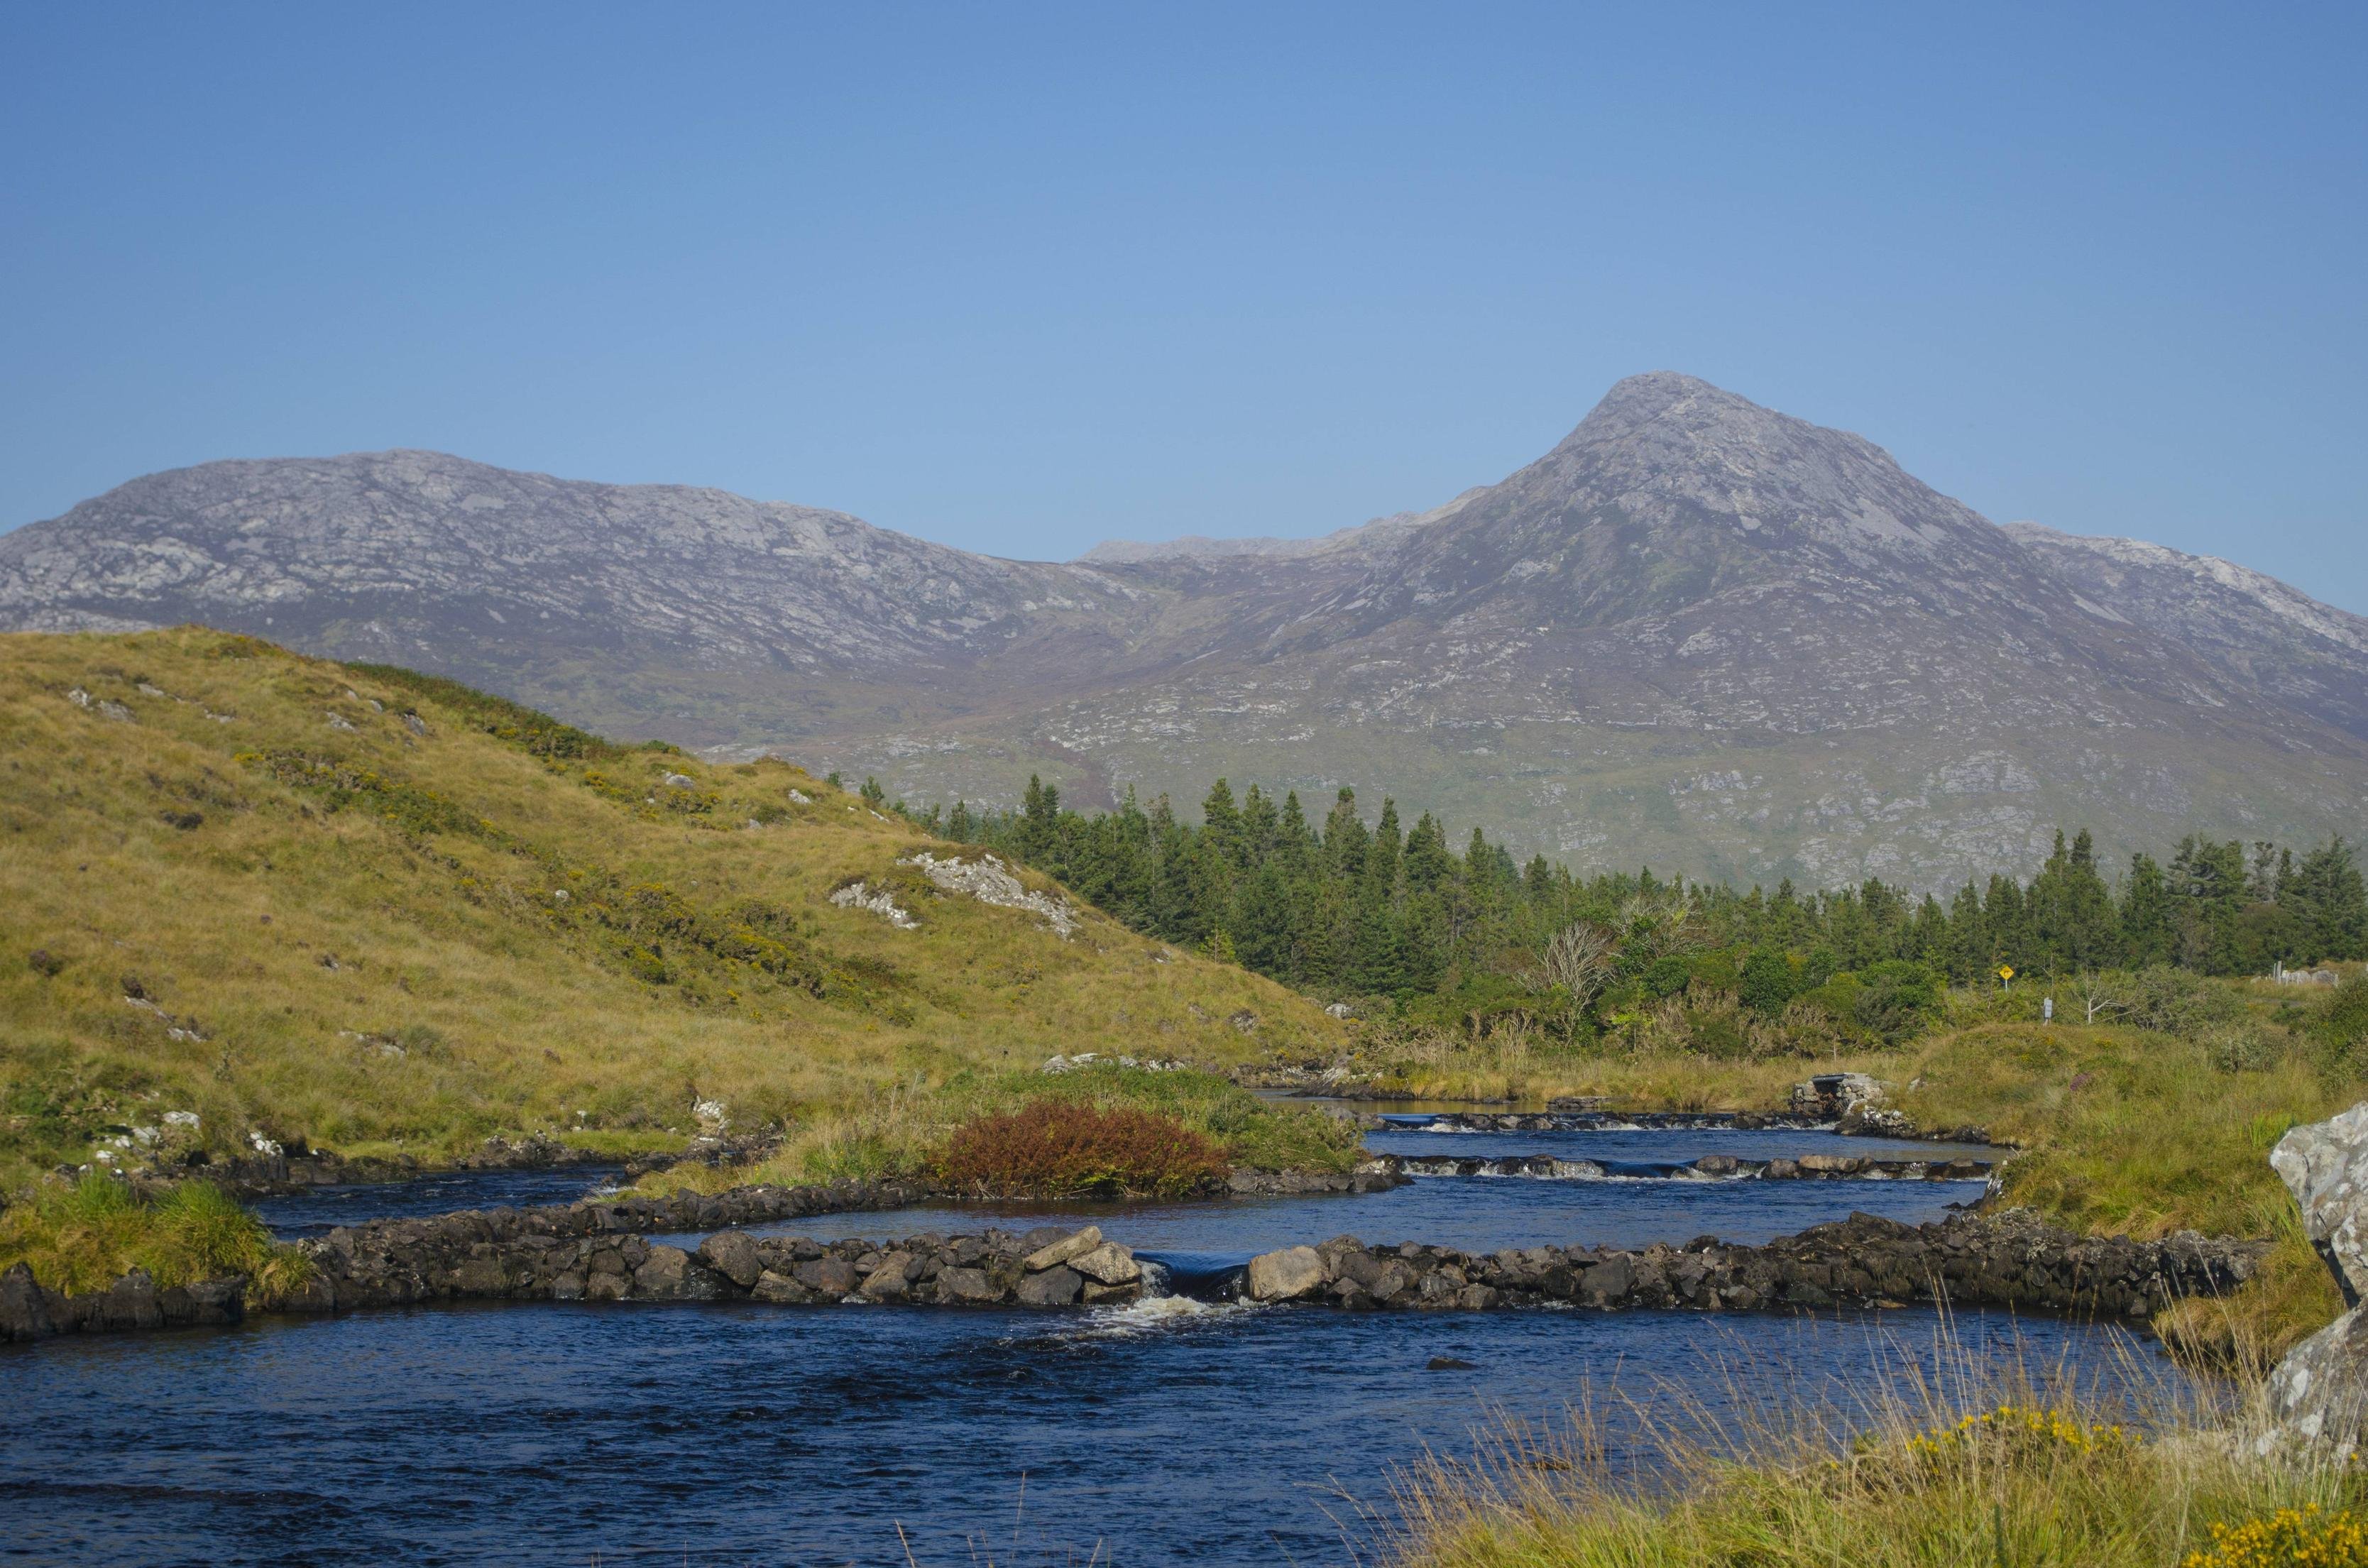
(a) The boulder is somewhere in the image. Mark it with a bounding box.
[1067,1243,1141,1287]
[1579,1256,1633,1305]
[935,1266,999,1304]
[1016,1265,1084,1306]
[102,1268,164,1330]
[2265,1311,2368,1453]
[860,1251,919,1298]
[168,1276,245,1327]
[697,1232,764,1290]
[794,1257,860,1296]
[2271,1104,2368,1307]
[1246,1246,1326,1303]
[2264,1102,2368,1452]
[1,1261,55,1342]
[1021,1227,1102,1273]
[750,1270,814,1304]
[630,1245,715,1300]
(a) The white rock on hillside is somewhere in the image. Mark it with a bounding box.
[828,881,917,930]
[900,851,1077,938]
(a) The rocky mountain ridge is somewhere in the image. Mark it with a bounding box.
[5,373,2362,888]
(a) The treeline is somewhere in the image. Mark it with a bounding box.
[876,775,2366,1007]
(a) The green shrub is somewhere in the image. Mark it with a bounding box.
[1739,948,1794,1017]
[2208,1023,2285,1074]
[2127,965,2247,1038]
[1852,960,1944,1045]
[1640,954,1693,1001]
[2307,975,2368,1077]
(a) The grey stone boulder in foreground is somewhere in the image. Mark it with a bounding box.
[2264,1103,2368,1451]
[2270,1102,2368,1307]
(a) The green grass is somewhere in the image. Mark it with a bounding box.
[0,1173,313,1301]
[0,628,1347,1193]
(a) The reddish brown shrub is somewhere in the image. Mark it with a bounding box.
[935,1101,1228,1198]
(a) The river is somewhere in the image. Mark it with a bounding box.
[3,1120,2181,1567]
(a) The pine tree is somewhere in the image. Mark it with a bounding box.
[2120,853,2175,967]
[2291,838,2368,963]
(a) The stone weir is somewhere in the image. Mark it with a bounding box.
[0,1186,2257,1344]
[1239,1210,2262,1317]
[1378,1151,1992,1183]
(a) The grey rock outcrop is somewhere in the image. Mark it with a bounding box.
[2263,1104,2368,1451]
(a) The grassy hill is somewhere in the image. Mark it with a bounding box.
[0,627,1344,1191]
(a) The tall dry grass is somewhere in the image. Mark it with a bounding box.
[1383,1321,2362,1568]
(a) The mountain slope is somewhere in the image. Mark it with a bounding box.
[2005,522,2368,743]
[0,627,1337,1187]
[5,377,2364,889]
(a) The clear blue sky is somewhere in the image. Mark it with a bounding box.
[4,3,2363,609]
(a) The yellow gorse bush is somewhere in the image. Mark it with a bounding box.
[1902,1403,2136,1462]
[2185,1506,2368,1568]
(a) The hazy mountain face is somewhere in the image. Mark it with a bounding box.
[7,373,2364,889]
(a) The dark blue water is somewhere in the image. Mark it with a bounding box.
[251,1166,628,1240]
[0,1298,2171,1567]
[1364,1121,1988,1163]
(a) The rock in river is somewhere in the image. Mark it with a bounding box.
[1246,1246,1326,1302]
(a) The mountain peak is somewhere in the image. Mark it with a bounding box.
[1589,370,1736,418]
[1561,371,1853,454]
